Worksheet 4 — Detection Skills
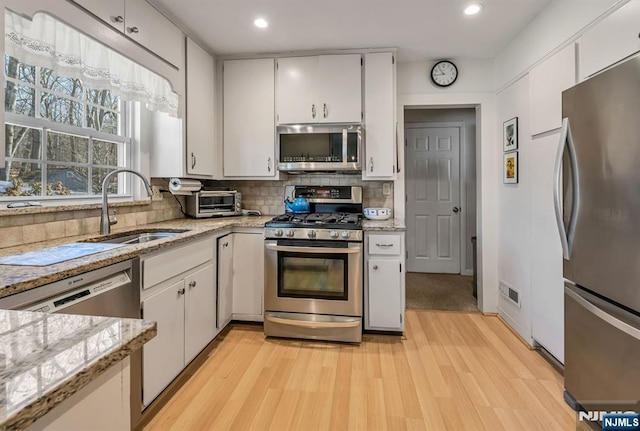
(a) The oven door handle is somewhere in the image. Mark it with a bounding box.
[265,244,361,254]
[265,314,361,329]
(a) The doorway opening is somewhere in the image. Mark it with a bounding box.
[404,107,478,312]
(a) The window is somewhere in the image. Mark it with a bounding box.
[2,55,130,198]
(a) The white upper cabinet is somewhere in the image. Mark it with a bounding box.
[186,38,216,176]
[223,58,276,177]
[363,52,396,179]
[72,0,183,68]
[529,44,575,136]
[72,0,125,32]
[276,54,362,124]
[580,0,640,80]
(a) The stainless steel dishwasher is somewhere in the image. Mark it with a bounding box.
[0,259,143,429]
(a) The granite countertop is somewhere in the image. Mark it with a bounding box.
[362,218,406,231]
[0,309,156,431]
[0,215,273,299]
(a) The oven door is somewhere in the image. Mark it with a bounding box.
[264,240,362,317]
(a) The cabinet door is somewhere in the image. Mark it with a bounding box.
[217,235,234,328]
[529,44,575,135]
[124,0,183,68]
[363,52,395,179]
[142,280,185,407]
[232,233,264,320]
[186,38,216,176]
[276,56,318,124]
[184,264,216,364]
[223,59,276,177]
[368,259,402,330]
[317,54,362,123]
[72,0,125,32]
[580,0,640,79]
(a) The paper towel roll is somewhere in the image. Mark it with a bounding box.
[168,178,202,195]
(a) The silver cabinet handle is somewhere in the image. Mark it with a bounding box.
[267,157,272,172]
[370,157,374,173]
[554,118,580,260]
[189,281,197,288]
[178,287,185,295]
[112,15,124,23]
[311,104,316,119]
[372,265,379,270]
[266,244,361,254]
[191,152,196,169]
[375,243,393,248]
[323,103,328,118]
[127,26,139,34]
[223,242,229,248]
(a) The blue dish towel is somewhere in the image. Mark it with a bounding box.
[0,243,124,266]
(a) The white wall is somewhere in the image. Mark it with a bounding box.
[496,75,533,343]
[403,108,477,275]
[495,0,627,89]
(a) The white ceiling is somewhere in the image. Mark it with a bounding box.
[149,0,552,62]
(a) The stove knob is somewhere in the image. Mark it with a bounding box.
[330,230,339,239]
[274,229,283,237]
[341,231,350,239]
[286,229,295,237]
[308,230,317,238]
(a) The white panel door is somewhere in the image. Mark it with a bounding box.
[217,234,234,328]
[184,264,216,364]
[72,0,125,32]
[143,280,184,407]
[317,54,362,123]
[186,38,215,176]
[232,233,264,320]
[223,58,276,177]
[531,131,564,363]
[276,56,318,124]
[406,127,461,273]
[363,52,395,179]
[368,259,402,330]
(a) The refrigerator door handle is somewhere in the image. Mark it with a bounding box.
[565,287,640,341]
[554,117,580,260]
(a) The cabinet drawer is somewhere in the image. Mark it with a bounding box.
[368,235,401,255]
[143,238,214,289]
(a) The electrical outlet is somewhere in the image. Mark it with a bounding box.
[382,182,392,196]
[151,185,163,201]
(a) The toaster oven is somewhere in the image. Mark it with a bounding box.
[185,190,242,218]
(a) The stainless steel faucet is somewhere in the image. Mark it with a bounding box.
[100,168,153,235]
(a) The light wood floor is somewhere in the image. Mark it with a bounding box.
[144,310,576,430]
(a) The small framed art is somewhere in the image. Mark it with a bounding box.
[503,117,518,152]
[504,151,518,184]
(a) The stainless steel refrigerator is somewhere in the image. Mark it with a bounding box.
[557,55,640,416]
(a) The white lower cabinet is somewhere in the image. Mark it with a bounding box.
[141,237,216,407]
[365,232,405,332]
[217,233,234,328]
[231,232,264,321]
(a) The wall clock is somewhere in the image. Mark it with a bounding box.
[430,60,458,87]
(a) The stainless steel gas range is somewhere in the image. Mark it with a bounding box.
[264,185,363,343]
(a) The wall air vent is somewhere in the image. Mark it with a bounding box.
[499,281,521,308]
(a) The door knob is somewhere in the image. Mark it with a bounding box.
[453,207,460,213]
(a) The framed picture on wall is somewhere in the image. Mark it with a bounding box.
[504,151,518,184]
[503,117,518,152]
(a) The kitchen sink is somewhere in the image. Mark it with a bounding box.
[85,229,189,245]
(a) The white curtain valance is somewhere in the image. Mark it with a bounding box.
[4,10,180,117]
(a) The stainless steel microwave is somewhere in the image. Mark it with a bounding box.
[277,124,362,172]
[185,190,242,218]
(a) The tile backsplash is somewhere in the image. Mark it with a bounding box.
[222,175,394,215]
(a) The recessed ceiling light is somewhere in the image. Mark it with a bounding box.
[254,18,268,28]
[464,3,483,15]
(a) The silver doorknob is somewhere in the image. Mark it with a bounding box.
[453,207,460,213]
[373,265,378,270]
